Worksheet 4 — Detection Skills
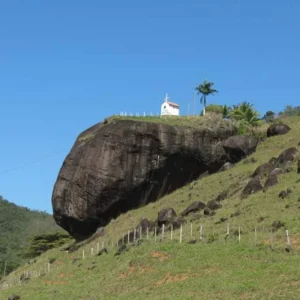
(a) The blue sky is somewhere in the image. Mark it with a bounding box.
[0,0,299,213]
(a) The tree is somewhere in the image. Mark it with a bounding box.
[262,111,275,123]
[230,102,260,125]
[195,80,218,116]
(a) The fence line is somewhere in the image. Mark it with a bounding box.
[0,222,296,291]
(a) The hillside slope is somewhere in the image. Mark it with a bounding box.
[2,116,300,299]
[0,196,64,275]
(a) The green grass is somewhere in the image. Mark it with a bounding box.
[106,113,237,131]
[2,116,300,299]
[2,241,300,299]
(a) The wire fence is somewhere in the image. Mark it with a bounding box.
[0,222,296,291]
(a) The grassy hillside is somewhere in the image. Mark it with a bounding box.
[2,116,300,299]
[0,197,65,276]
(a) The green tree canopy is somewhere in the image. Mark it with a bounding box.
[195,80,218,116]
[230,102,260,125]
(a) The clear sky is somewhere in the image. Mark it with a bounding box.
[0,0,299,213]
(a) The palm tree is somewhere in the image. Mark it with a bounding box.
[195,80,218,116]
[230,102,260,125]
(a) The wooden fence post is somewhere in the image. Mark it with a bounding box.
[180,225,183,244]
[171,224,173,241]
[154,227,157,242]
[199,224,203,241]
[238,226,241,243]
[140,226,142,240]
[190,223,193,238]
[82,250,85,259]
[162,224,165,240]
[254,227,257,246]
[270,229,274,250]
[97,243,100,254]
[286,230,291,251]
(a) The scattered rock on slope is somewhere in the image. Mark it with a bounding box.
[223,135,258,162]
[252,162,275,179]
[219,162,235,172]
[264,174,279,191]
[276,147,298,165]
[241,178,263,199]
[157,208,177,226]
[180,201,206,216]
[207,200,222,210]
[267,124,291,137]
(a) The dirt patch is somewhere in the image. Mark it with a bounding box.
[151,251,169,262]
[155,272,196,285]
[118,265,154,279]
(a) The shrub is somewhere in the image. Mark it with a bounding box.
[25,232,72,258]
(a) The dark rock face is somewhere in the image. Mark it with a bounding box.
[215,191,228,202]
[267,124,291,137]
[52,120,242,239]
[241,178,263,199]
[180,201,206,216]
[223,136,258,162]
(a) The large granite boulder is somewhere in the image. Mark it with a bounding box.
[52,119,243,240]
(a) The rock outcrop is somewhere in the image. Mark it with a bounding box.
[52,119,257,240]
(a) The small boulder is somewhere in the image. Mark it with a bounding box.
[180,201,206,216]
[115,244,127,256]
[136,218,155,233]
[264,174,278,191]
[252,162,275,178]
[207,200,222,210]
[276,147,298,165]
[8,296,20,300]
[219,162,234,172]
[270,168,285,177]
[188,240,197,244]
[272,220,285,231]
[157,208,177,226]
[215,191,228,202]
[267,124,291,137]
[97,248,108,256]
[204,208,216,216]
[223,136,258,162]
[284,161,293,173]
[241,178,263,199]
[278,189,292,199]
[172,217,186,230]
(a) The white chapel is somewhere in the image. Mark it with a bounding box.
[160,94,180,116]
